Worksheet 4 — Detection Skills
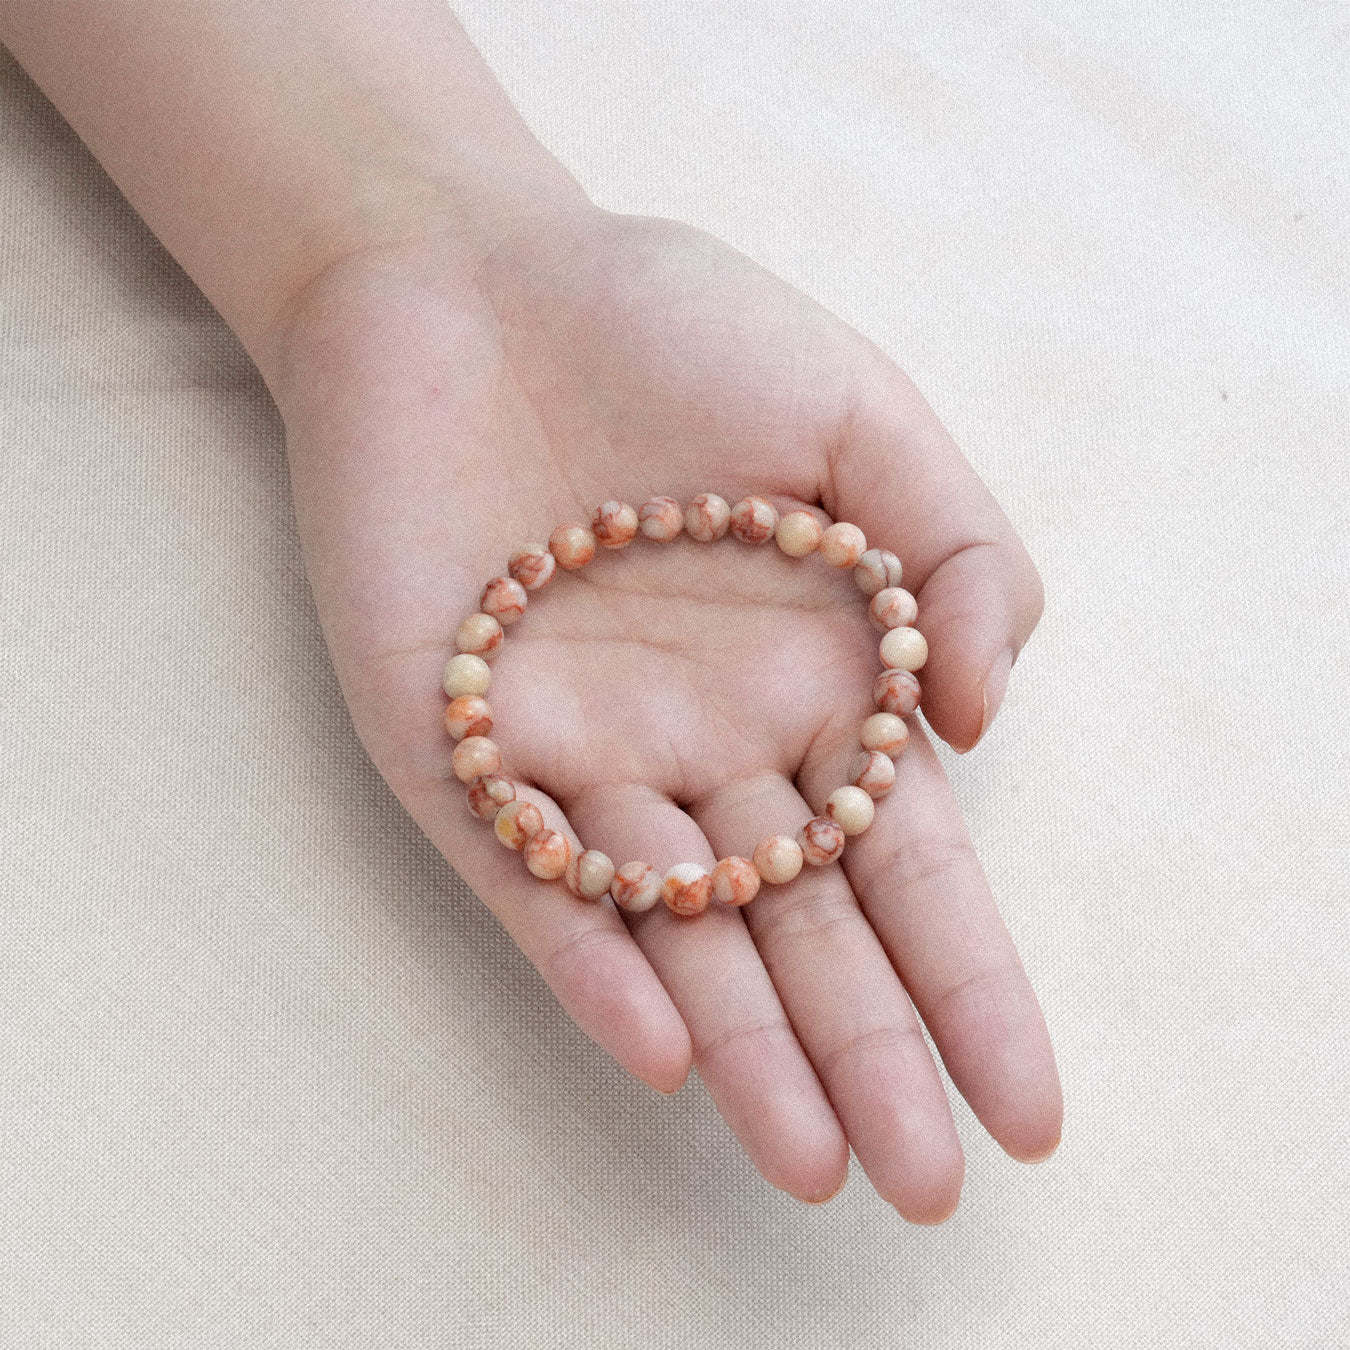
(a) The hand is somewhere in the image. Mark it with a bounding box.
[270,205,1062,1222]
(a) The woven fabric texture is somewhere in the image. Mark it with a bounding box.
[1,4,1346,1346]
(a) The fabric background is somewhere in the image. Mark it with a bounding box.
[1,3,1346,1345]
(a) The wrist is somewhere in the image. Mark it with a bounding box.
[251,144,592,382]
[256,169,604,425]
[0,1,595,394]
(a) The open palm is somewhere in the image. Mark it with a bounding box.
[273,209,1062,1221]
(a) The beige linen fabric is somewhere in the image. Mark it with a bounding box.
[1,4,1346,1345]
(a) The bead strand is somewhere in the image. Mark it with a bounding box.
[442,493,927,919]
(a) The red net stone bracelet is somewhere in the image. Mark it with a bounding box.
[441,494,927,918]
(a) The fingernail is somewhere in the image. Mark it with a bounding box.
[973,647,1013,748]
[799,1175,848,1205]
[1014,1137,1062,1164]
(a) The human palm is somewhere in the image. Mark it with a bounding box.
[274,209,1062,1221]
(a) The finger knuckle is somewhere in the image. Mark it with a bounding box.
[754,885,863,949]
[874,832,979,893]
[694,1016,797,1069]
[927,961,1028,1027]
[820,1022,926,1079]
[539,924,627,987]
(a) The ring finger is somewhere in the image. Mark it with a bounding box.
[562,779,850,1204]
[689,770,965,1223]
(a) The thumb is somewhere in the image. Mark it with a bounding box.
[824,365,1045,752]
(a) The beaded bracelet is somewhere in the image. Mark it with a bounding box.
[440,494,928,918]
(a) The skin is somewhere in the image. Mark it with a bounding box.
[3,0,1062,1222]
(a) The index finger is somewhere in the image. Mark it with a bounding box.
[798,712,1064,1162]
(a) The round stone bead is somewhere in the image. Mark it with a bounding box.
[592,500,639,549]
[610,861,664,912]
[861,712,910,757]
[480,575,528,626]
[549,523,596,570]
[638,496,684,542]
[443,652,491,699]
[826,785,876,836]
[775,510,823,558]
[662,863,713,916]
[819,521,867,569]
[524,828,572,880]
[466,774,516,820]
[729,496,779,544]
[869,587,918,632]
[455,612,503,658]
[565,849,616,900]
[854,548,903,596]
[753,834,804,885]
[507,544,556,592]
[494,799,545,850]
[849,750,896,799]
[452,735,501,783]
[444,694,492,741]
[879,626,929,671]
[873,668,922,718]
[711,856,761,907]
[684,493,732,542]
[798,815,846,866]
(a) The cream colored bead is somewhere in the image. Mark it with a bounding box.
[849,750,896,799]
[662,863,713,916]
[549,523,596,570]
[684,493,731,542]
[854,548,903,596]
[442,652,491,699]
[819,521,867,569]
[798,815,846,866]
[729,496,779,544]
[507,544,556,591]
[638,496,684,541]
[480,575,527,626]
[860,712,910,757]
[494,798,544,850]
[873,668,922,717]
[610,861,664,912]
[869,587,918,632]
[455,612,503,658]
[524,828,572,880]
[879,625,928,671]
[466,774,515,820]
[825,785,875,836]
[452,734,501,783]
[753,834,804,885]
[775,510,823,558]
[711,856,761,907]
[592,500,639,549]
[444,694,492,741]
[565,849,616,900]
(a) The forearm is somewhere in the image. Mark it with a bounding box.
[0,0,587,378]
